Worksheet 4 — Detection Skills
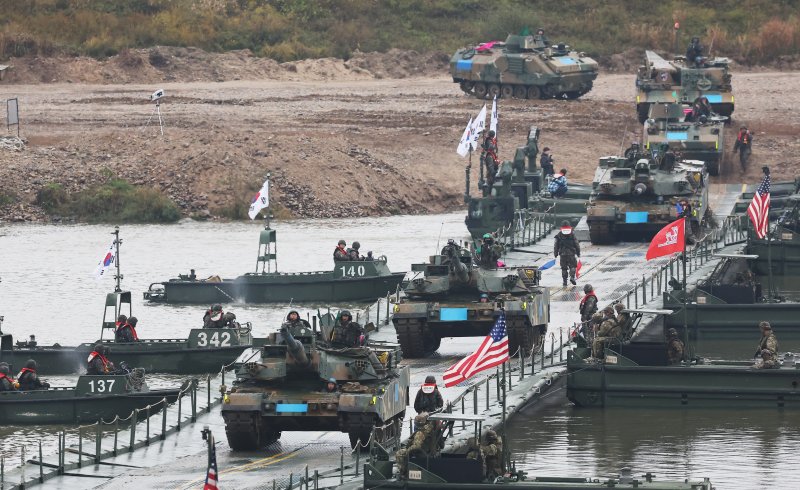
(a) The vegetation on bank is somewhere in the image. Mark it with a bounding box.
[35,179,180,223]
[0,0,799,64]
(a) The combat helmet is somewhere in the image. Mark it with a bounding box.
[583,284,593,293]
[484,429,498,442]
[352,241,361,250]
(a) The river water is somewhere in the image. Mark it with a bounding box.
[1,214,798,489]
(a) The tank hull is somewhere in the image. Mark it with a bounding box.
[566,351,800,408]
[154,270,405,304]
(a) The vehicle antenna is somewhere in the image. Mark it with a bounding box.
[435,221,445,254]
[617,120,629,157]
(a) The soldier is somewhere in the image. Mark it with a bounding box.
[686,37,704,67]
[203,304,225,328]
[579,284,598,322]
[333,239,349,261]
[540,147,555,176]
[481,430,504,480]
[221,312,238,328]
[666,328,685,364]
[547,168,568,198]
[441,238,461,258]
[554,220,580,286]
[17,359,49,391]
[115,314,128,331]
[414,375,444,414]
[87,344,112,375]
[465,437,485,476]
[0,363,19,391]
[396,412,437,478]
[591,306,620,359]
[755,349,780,369]
[534,28,550,47]
[755,321,778,360]
[348,241,362,261]
[687,96,712,122]
[479,234,503,269]
[733,126,753,168]
[324,377,338,393]
[614,303,632,339]
[329,310,364,348]
[115,316,139,342]
[623,142,643,164]
[482,130,499,190]
[285,310,311,329]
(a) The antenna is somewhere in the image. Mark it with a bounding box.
[435,221,445,254]
[112,227,123,293]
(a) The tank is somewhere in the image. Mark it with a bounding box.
[464,126,592,241]
[642,103,727,176]
[636,50,734,123]
[450,32,598,100]
[585,151,710,244]
[221,313,410,450]
[392,243,549,358]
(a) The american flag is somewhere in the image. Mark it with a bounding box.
[443,312,509,387]
[747,173,771,239]
[203,436,219,490]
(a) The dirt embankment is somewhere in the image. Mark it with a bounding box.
[0,47,797,223]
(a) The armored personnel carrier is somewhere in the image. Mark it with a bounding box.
[636,50,734,123]
[221,313,409,450]
[586,151,710,244]
[392,242,549,358]
[643,103,727,176]
[450,31,598,100]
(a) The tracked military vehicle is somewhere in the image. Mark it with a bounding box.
[643,103,726,176]
[392,242,549,358]
[221,313,409,450]
[636,50,734,123]
[451,31,598,100]
[586,151,710,244]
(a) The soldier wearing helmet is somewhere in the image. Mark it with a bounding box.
[481,130,499,193]
[325,377,338,393]
[480,429,504,480]
[333,239,349,261]
[203,304,227,328]
[414,375,444,414]
[396,412,438,478]
[479,233,503,269]
[17,359,49,391]
[115,316,139,342]
[554,220,580,286]
[686,37,704,67]
[591,306,620,359]
[666,328,685,365]
[579,284,598,322]
[755,321,778,362]
[614,303,632,338]
[87,344,112,375]
[329,310,364,348]
[0,362,19,391]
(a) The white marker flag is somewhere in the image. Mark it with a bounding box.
[490,96,498,135]
[94,241,116,280]
[469,104,487,149]
[456,117,474,157]
[248,178,270,220]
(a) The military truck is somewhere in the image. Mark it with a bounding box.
[450,31,598,100]
[221,313,409,450]
[643,103,726,176]
[392,243,549,358]
[464,126,591,241]
[586,151,710,244]
[635,50,734,123]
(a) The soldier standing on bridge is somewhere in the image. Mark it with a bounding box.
[666,328,685,364]
[754,321,778,368]
[414,375,444,414]
[579,284,598,322]
[554,221,580,287]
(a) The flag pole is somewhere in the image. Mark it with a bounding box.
[112,226,122,293]
[682,219,690,362]
[501,358,509,472]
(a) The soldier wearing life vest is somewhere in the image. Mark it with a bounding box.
[87,344,112,375]
[0,362,19,391]
[17,359,50,391]
[115,316,139,342]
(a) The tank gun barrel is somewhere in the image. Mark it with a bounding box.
[281,325,310,367]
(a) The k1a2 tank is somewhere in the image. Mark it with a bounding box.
[392,240,549,358]
[586,148,710,245]
[221,313,409,450]
[451,30,598,100]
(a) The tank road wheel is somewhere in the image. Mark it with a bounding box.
[564,91,582,100]
[394,318,427,358]
[588,222,617,245]
[473,83,488,99]
[500,85,514,99]
[346,413,377,451]
[427,335,442,352]
[526,86,541,100]
[507,316,536,357]
[513,86,527,99]
[488,84,501,99]
[225,413,266,451]
[459,81,474,94]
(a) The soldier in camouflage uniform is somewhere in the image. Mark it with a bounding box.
[479,234,504,269]
[465,436,485,476]
[396,412,437,479]
[591,306,620,359]
[480,429,503,480]
[666,328,684,364]
[755,349,780,369]
[755,321,778,368]
[614,303,632,339]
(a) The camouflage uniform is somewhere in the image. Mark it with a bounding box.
[333,240,349,261]
[480,430,503,480]
[756,323,778,368]
[330,311,364,348]
[553,224,580,286]
[479,236,503,268]
[396,416,436,478]
[465,437,485,476]
[591,308,620,359]
[614,304,631,339]
[578,285,598,322]
[756,349,779,369]
[666,329,684,364]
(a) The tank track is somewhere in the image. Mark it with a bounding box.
[507,315,539,357]
[588,221,617,245]
[223,412,280,451]
[460,82,591,101]
[344,410,406,451]
[393,318,427,358]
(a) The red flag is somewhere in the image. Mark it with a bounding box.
[575,258,583,278]
[443,312,509,387]
[645,217,685,261]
